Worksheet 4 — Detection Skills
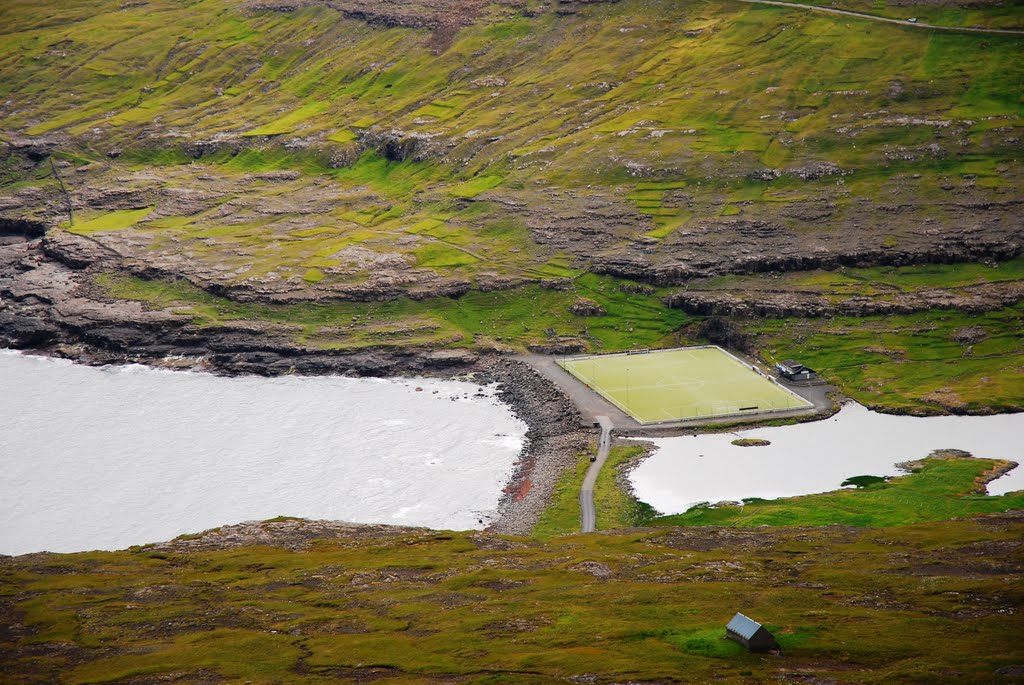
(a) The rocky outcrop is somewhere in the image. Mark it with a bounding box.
[596,237,1023,286]
[665,281,1024,318]
[0,218,46,238]
[151,518,430,552]
[2,134,67,162]
[40,232,119,270]
[569,297,606,316]
[323,0,519,29]
[0,238,479,376]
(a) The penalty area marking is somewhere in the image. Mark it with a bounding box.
[558,345,812,424]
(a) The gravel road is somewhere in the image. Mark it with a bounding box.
[738,0,1024,35]
[580,416,613,533]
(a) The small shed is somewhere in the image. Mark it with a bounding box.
[775,359,816,382]
[725,613,779,652]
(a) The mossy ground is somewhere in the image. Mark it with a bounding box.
[2,513,1021,684]
[7,0,1019,163]
[3,0,1022,291]
[533,445,654,537]
[753,303,1024,414]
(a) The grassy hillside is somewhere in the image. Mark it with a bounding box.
[778,0,1024,30]
[2,0,1021,292]
[4,0,1019,160]
[0,0,1021,413]
[2,514,1022,684]
[753,304,1024,414]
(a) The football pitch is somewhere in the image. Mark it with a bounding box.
[558,346,813,424]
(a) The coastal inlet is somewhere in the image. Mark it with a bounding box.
[0,351,527,555]
[631,402,1024,515]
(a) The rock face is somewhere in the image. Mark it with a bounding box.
[666,281,1024,318]
[0,237,475,376]
[569,298,606,316]
[22,162,1015,301]
[592,221,1022,286]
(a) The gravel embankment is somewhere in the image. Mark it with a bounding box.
[481,358,590,535]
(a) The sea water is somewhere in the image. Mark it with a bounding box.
[630,402,1024,515]
[0,350,527,555]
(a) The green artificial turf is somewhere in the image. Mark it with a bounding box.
[559,347,811,423]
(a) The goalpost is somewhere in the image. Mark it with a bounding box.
[559,346,813,424]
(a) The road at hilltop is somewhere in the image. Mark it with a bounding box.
[737,0,1024,35]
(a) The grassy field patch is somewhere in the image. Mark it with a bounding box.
[560,347,811,423]
[653,456,1024,527]
[413,243,479,268]
[532,449,592,537]
[755,305,1024,413]
[594,445,657,529]
[68,208,155,234]
[92,272,689,353]
[243,101,329,137]
[449,175,502,199]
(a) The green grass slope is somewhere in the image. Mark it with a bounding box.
[754,303,1024,414]
[653,455,1024,527]
[2,514,1022,684]
[3,0,1020,175]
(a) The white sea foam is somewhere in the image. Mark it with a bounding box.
[630,402,1024,515]
[0,350,526,555]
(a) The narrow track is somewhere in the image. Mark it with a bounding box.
[580,416,613,533]
[737,0,1024,35]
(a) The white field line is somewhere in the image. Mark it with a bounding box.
[557,347,812,424]
[714,346,814,409]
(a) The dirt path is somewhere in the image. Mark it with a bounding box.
[737,0,1024,35]
[580,416,613,533]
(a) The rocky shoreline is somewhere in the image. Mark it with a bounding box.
[2,233,594,537]
[482,359,589,535]
[1,351,590,541]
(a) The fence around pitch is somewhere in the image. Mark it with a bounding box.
[645,396,811,423]
[555,346,815,425]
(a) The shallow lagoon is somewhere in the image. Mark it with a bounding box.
[0,351,526,555]
[630,402,1024,516]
